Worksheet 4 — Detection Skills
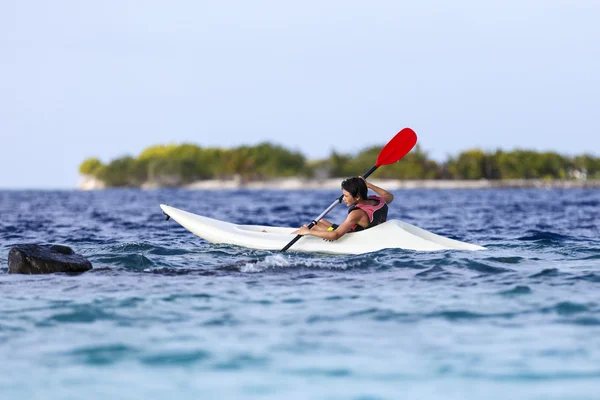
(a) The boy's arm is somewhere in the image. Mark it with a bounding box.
[364,179,394,204]
[297,211,362,241]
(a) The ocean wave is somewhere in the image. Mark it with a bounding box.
[451,259,514,274]
[518,231,575,243]
[529,268,563,278]
[415,266,457,280]
[569,273,600,283]
[92,253,155,270]
[499,285,533,296]
[61,344,140,366]
[542,301,593,316]
[139,350,211,366]
[39,307,121,326]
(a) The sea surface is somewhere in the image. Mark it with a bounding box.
[1,188,599,400]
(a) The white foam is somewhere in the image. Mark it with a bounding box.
[240,254,291,273]
[240,254,350,273]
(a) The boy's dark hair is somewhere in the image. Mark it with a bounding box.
[341,177,368,200]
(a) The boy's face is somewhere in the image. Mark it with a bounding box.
[342,189,358,206]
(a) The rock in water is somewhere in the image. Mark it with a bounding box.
[8,244,93,274]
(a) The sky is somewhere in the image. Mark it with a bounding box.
[1,0,599,188]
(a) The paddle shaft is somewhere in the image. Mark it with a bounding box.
[281,165,378,252]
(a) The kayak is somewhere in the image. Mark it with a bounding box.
[160,204,485,254]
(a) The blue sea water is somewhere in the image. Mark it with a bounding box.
[1,188,600,400]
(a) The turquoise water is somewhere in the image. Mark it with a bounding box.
[1,188,600,399]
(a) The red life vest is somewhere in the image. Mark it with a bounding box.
[348,195,388,232]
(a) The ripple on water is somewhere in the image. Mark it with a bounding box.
[529,268,562,279]
[517,231,577,244]
[415,266,458,280]
[139,350,211,366]
[454,259,514,275]
[484,256,526,264]
[39,307,120,326]
[93,253,155,270]
[213,353,270,370]
[545,301,592,316]
[570,273,600,283]
[499,285,533,296]
[62,344,140,366]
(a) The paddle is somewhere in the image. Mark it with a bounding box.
[281,128,418,252]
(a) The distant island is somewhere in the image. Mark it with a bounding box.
[78,143,600,189]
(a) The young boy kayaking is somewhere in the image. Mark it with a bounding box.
[293,177,394,241]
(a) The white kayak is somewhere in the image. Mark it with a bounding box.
[160,204,485,254]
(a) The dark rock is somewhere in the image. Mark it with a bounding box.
[8,244,93,274]
[49,244,74,255]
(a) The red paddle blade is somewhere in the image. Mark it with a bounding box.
[375,128,418,166]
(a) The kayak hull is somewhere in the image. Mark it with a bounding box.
[160,204,485,254]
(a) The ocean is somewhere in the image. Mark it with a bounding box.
[1,188,599,400]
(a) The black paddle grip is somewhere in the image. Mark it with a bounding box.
[281,234,302,252]
[363,165,378,179]
[281,220,317,252]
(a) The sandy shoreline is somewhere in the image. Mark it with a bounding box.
[77,177,600,190]
[183,178,600,190]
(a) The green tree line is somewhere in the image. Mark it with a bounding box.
[79,143,600,187]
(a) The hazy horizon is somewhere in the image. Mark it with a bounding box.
[2,1,599,188]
